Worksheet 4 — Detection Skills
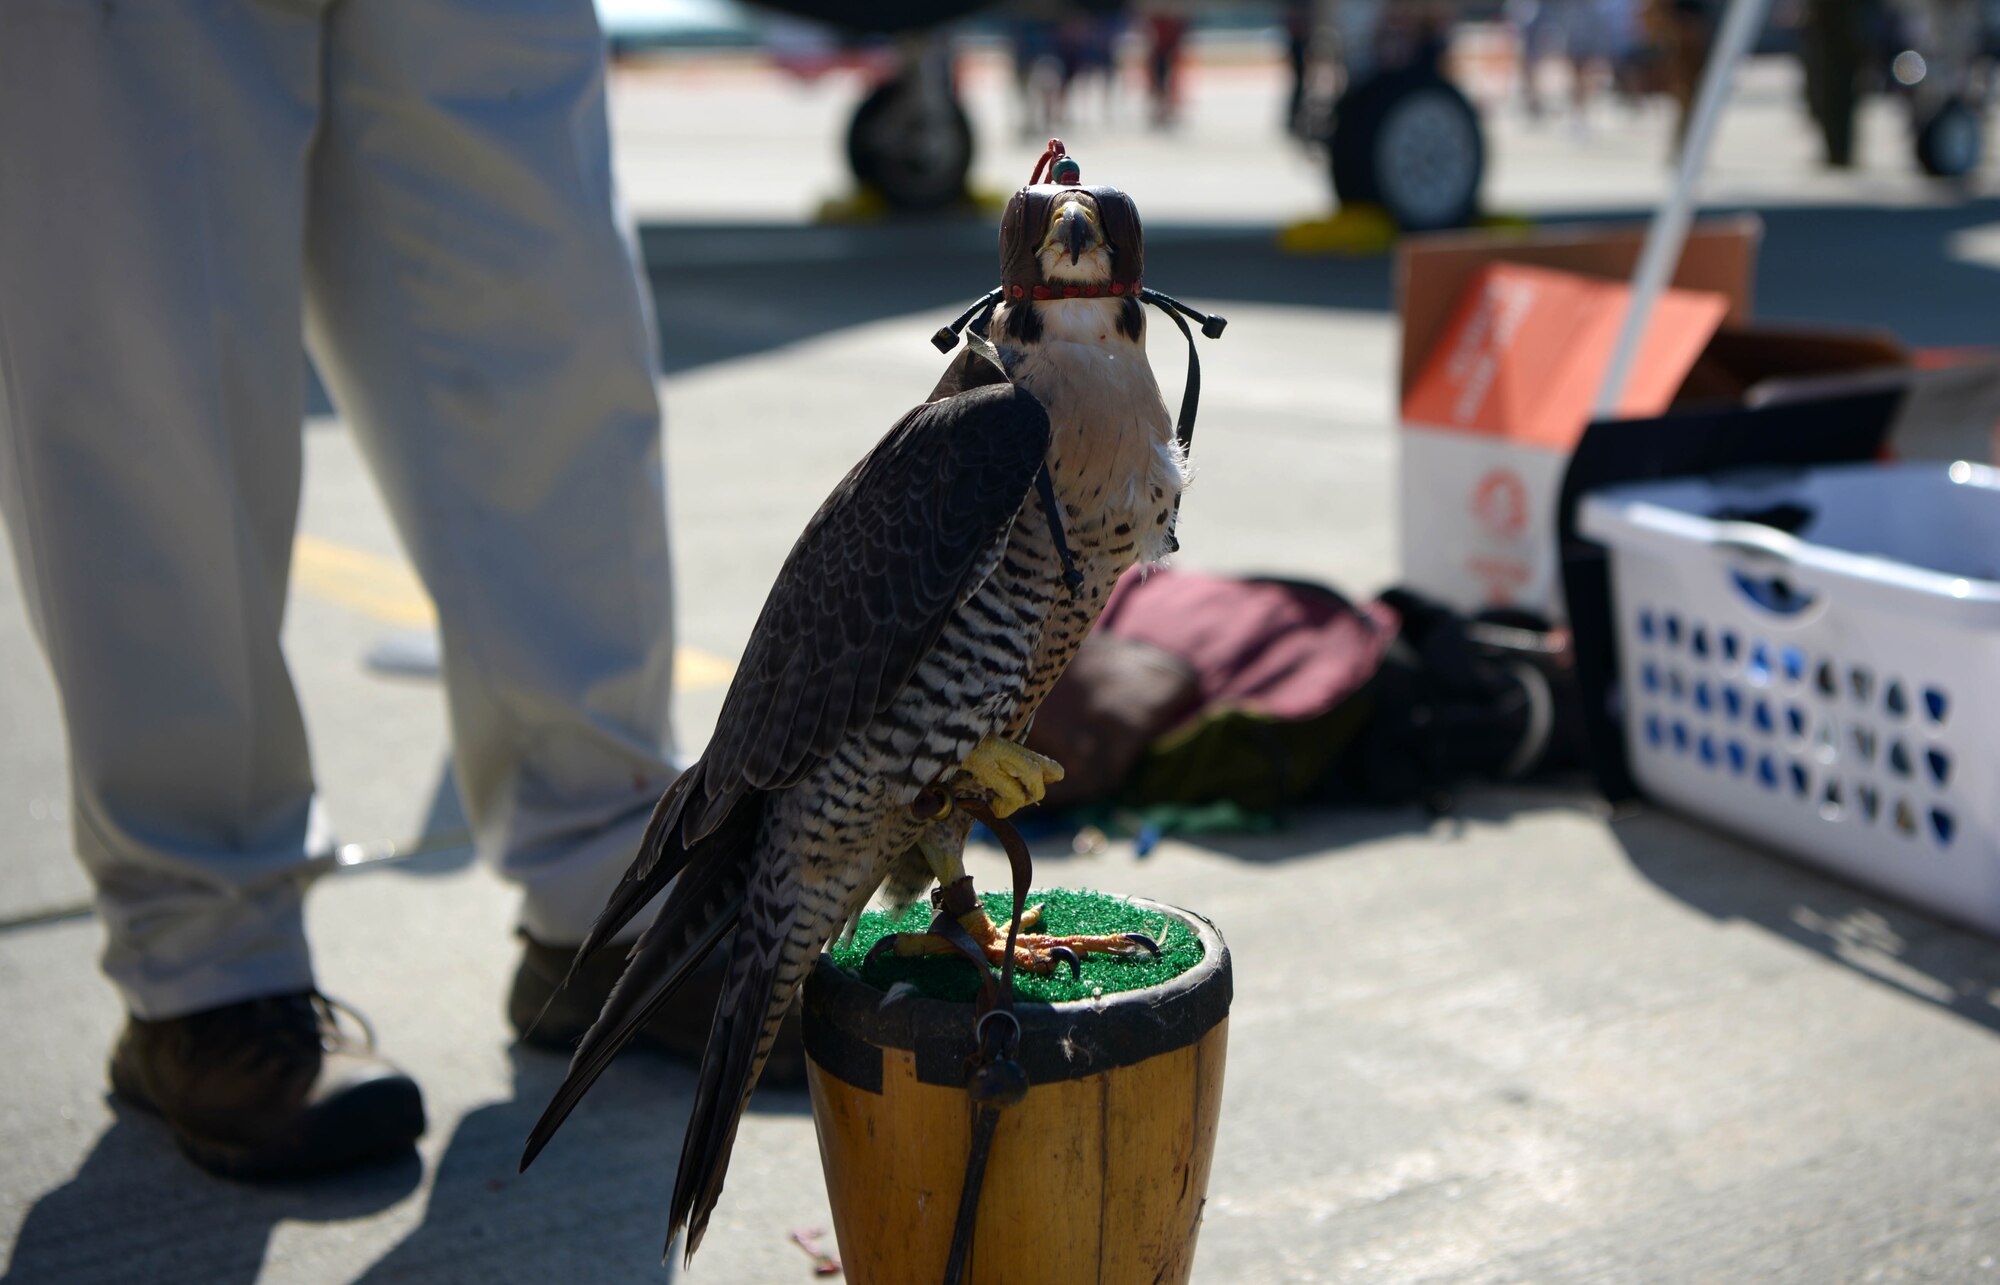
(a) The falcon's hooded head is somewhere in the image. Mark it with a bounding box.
[1039,195,1108,279]
[928,139,1223,446]
[998,176,1146,302]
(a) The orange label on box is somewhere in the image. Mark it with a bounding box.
[1402,262,1732,450]
[1471,467,1530,539]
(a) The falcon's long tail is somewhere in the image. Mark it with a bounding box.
[519,785,761,1173]
[667,916,796,1262]
[571,765,708,971]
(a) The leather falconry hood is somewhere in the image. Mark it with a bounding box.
[930,139,1226,457]
[997,174,1144,300]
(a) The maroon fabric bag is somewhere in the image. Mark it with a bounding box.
[1026,568,1399,808]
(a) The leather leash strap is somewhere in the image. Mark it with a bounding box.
[938,798,1035,1285]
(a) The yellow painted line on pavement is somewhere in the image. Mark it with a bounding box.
[294,534,436,628]
[291,534,735,690]
[675,647,737,690]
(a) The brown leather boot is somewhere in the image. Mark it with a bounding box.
[110,992,425,1179]
[508,933,807,1087]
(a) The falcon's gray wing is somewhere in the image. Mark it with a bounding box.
[689,381,1049,831]
[567,379,1052,967]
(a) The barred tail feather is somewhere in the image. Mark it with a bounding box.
[668,935,789,1263]
[518,790,762,1173]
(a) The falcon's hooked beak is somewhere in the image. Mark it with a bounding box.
[1042,199,1103,265]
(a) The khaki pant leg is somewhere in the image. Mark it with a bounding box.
[302,0,678,944]
[0,0,327,1017]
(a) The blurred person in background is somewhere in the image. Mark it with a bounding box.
[1804,0,1868,166]
[1515,0,1636,126]
[1011,5,1068,137]
[1511,0,1558,118]
[1057,4,1129,128]
[1653,0,1721,149]
[1143,0,1194,128]
[0,0,703,1179]
[1598,0,1653,104]
[1284,0,1314,134]
[1012,2,1129,134]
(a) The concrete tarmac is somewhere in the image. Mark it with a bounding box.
[5,40,2000,1284]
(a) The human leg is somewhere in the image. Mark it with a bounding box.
[301,0,678,947]
[0,0,422,1173]
[0,0,324,1020]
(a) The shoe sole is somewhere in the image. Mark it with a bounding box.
[110,1058,426,1180]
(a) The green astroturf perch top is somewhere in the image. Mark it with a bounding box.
[828,887,1204,1004]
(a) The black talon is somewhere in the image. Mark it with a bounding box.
[1047,946,1083,981]
[1121,933,1162,959]
[864,935,903,969]
[931,913,1004,1011]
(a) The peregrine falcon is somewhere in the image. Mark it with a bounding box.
[521,142,1223,1263]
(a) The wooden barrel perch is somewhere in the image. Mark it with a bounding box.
[803,894,1231,1284]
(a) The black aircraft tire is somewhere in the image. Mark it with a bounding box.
[846,77,974,212]
[1916,99,1983,178]
[1331,68,1484,231]
[1329,76,1388,207]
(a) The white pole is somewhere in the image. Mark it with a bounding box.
[1592,0,1774,416]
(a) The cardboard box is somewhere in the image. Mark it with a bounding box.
[1395,218,1999,621]
[1401,264,1733,611]
[1396,218,1765,620]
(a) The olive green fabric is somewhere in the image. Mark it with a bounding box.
[1121,691,1377,811]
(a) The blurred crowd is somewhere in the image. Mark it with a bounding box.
[1003,3,1198,131]
[977,0,1996,171]
[1505,0,1998,165]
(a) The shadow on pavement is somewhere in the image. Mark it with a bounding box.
[1003,800,1436,869]
[632,197,2000,379]
[369,759,474,878]
[1017,785,1597,867]
[1152,804,1434,865]
[305,197,2000,418]
[5,1101,422,1284]
[633,219,1396,382]
[352,1046,809,1282]
[1612,806,2000,1037]
[1722,197,2000,348]
[6,1046,812,1283]
[1534,196,2000,348]
[1173,785,1607,864]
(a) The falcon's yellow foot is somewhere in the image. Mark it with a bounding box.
[955,737,1064,818]
[867,901,1159,980]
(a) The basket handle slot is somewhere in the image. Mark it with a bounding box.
[1712,522,1821,618]
[1730,570,1818,616]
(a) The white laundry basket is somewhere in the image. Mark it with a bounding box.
[1580,460,2000,935]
